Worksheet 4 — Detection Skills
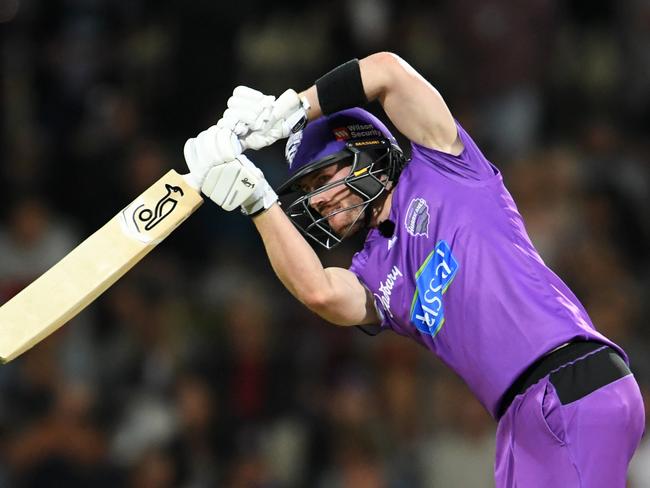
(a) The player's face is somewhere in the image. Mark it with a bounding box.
[299,163,366,236]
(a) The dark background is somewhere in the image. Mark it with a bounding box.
[1,0,649,486]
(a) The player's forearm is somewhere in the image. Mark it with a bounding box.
[298,53,393,121]
[251,204,340,315]
[300,52,458,151]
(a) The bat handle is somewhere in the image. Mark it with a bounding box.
[182,173,201,191]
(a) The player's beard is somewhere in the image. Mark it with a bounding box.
[323,193,366,238]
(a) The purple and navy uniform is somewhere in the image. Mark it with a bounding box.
[348,121,645,487]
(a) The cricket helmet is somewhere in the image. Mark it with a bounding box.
[277,108,406,249]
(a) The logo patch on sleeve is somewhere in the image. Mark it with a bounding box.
[409,240,458,336]
[404,198,430,237]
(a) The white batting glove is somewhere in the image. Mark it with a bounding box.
[201,155,277,215]
[183,124,242,187]
[270,88,310,137]
[223,86,275,138]
[223,87,309,150]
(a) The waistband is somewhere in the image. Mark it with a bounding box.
[496,340,631,419]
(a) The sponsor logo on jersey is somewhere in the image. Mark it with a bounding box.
[374,265,402,318]
[333,124,383,141]
[410,240,458,336]
[404,198,430,237]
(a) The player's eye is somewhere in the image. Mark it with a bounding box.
[315,174,330,188]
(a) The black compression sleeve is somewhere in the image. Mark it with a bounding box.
[315,59,369,115]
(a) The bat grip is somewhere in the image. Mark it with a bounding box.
[182,173,201,191]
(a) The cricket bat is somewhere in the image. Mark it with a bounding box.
[0,170,203,363]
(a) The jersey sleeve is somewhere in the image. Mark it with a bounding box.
[411,120,500,183]
[349,248,392,335]
[348,247,367,278]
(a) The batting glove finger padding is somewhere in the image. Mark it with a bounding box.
[202,158,258,211]
[232,86,271,104]
[271,89,307,137]
[227,101,274,131]
[226,86,276,131]
[201,155,277,215]
[217,116,248,139]
[221,86,308,151]
[183,125,242,187]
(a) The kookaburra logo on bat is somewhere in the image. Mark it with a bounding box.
[120,183,186,242]
[133,184,184,231]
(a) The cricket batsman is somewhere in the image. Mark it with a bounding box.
[183,52,645,486]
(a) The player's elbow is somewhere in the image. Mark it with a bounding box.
[301,288,335,315]
[363,52,432,100]
[366,51,402,72]
[361,52,404,96]
[301,290,350,326]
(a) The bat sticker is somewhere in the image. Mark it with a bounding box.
[120,183,185,243]
[139,184,184,231]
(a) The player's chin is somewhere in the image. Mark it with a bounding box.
[341,220,364,239]
[330,212,364,238]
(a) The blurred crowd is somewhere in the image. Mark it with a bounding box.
[0,0,649,486]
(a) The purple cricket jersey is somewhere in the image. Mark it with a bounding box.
[349,121,626,418]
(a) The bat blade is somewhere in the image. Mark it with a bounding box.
[0,170,203,363]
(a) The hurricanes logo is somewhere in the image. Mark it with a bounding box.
[405,198,430,237]
[132,184,184,232]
